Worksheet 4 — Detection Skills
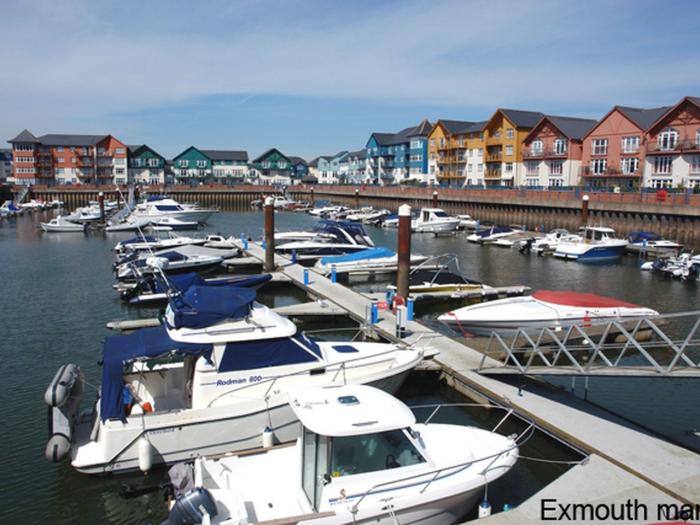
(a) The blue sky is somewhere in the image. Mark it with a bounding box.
[1,0,699,159]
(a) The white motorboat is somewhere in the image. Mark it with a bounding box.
[164,384,518,525]
[131,197,217,224]
[412,208,461,233]
[641,253,700,281]
[626,231,682,256]
[203,234,239,249]
[113,232,207,255]
[150,217,200,231]
[64,206,102,223]
[491,231,542,249]
[45,288,423,474]
[1,201,23,217]
[271,195,294,209]
[517,229,578,255]
[387,268,484,295]
[20,199,48,211]
[40,216,87,233]
[553,226,628,262]
[115,249,224,281]
[314,247,429,275]
[456,214,478,230]
[105,216,153,233]
[438,290,658,336]
[466,226,519,244]
[276,221,375,261]
[344,207,389,223]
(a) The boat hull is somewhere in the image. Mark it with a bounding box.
[71,369,412,475]
[412,220,460,233]
[553,243,627,262]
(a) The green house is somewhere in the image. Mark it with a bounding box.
[128,144,166,184]
[172,146,212,183]
[251,148,294,181]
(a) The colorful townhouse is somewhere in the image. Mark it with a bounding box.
[250,148,296,186]
[643,96,700,189]
[8,130,128,185]
[288,156,308,182]
[521,116,597,187]
[346,149,367,183]
[580,105,670,190]
[482,109,543,187]
[427,120,488,187]
[127,145,166,185]
[171,147,249,184]
[0,148,12,182]
[365,119,432,184]
[330,151,349,183]
[310,156,333,184]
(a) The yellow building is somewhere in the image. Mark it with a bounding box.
[427,120,487,187]
[483,109,543,186]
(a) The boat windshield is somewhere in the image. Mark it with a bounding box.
[433,211,449,218]
[330,429,425,478]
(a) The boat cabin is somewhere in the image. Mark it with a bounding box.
[581,226,617,242]
[418,208,450,223]
[293,385,427,510]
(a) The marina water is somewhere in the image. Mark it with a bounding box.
[1,210,699,524]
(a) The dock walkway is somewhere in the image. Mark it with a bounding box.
[240,240,700,513]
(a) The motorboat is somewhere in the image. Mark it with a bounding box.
[382,213,399,228]
[466,226,518,244]
[203,234,239,249]
[150,217,200,231]
[119,272,272,305]
[276,221,375,262]
[64,206,102,223]
[438,290,658,336]
[388,269,484,295]
[641,253,700,281]
[517,229,578,255]
[40,216,87,233]
[1,201,23,217]
[105,217,153,233]
[553,227,628,262]
[19,199,48,211]
[130,197,217,224]
[115,249,224,281]
[411,208,461,233]
[314,247,429,276]
[345,207,390,224]
[626,231,682,256]
[271,195,294,209]
[491,231,542,249]
[163,384,518,525]
[456,214,478,230]
[45,287,424,474]
[113,232,207,255]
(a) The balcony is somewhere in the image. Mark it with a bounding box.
[646,139,700,155]
[580,166,640,177]
[486,152,502,162]
[524,148,567,159]
[484,169,502,179]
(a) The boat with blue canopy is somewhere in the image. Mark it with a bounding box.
[275,221,375,262]
[45,286,425,474]
[314,247,429,276]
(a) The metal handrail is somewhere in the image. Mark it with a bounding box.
[349,404,535,515]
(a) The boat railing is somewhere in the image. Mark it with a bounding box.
[349,403,535,515]
[205,346,419,408]
[409,253,461,280]
[478,309,700,377]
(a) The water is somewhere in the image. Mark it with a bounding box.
[1,209,697,523]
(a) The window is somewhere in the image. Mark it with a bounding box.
[526,161,538,175]
[178,160,188,168]
[696,130,700,147]
[620,157,639,174]
[115,168,125,175]
[592,139,608,155]
[591,158,607,174]
[458,137,465,147]
[115,148,125,154]
[691,155,700,174]
[278,161,287,168]
[429,139,435,147]
[621,136,640,153]
[56,147,64,152]
[506,128,514,139]
[549,160,563,175]
[657,128,678,151]
[55,168,64,175]
[477,164,484,172]
[439,138,445,147]
[196,160,206,168]
[553,139,567,155]
[71,157,76,163]
[330,430,425,478]
[549,178,563,187]
[493,130,501,139]
[505,145,513,156]
[651,178,672,189]
[526,178,539,187]
[262,161,271,169]
[410,139,422,149]
[531,139,543,154]
[14,144,34,151]
[57,157,64,163]
[467,164,473,173]
[653,156,672,174]
[410,154,423,162]
[505,162,513,173]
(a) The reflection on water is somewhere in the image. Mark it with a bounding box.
[1,210,698,523]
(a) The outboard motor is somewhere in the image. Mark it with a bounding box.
[163,488,218,525]
[44,364,84,462]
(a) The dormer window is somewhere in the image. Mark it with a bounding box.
[658,128,678,151]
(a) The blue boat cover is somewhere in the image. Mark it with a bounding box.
[153,273,272,294]
[628,231,661,243]
[218,332,322,372]
[167,285,256,329]
[146,195,167,202]
[100,325,212,421]
[155,204,181,211]
[318,220,372,245]
[121,235,156,245]
[320,247,395,265]
[477,226,511,237]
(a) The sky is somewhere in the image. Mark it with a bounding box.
[1,0,699,159]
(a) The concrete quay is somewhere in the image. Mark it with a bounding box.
[239,239,700,519]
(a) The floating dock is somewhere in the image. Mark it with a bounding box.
[236,240,700,520]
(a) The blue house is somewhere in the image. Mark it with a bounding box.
[365,119,432,184]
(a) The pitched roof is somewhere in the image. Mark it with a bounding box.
[332,150,349,160]
[128,144,165,158]
[370,132,398,146]
[348,149,367,159]
[645,96,700,133]
[288,156,307,165]
[37,133,107,147]
[616,106,671,130]
[404,119,433,137]
[499,109,545,128]
[8,129,39,143]
[201,149,248,162]
[438,119,474,135]
[545,115,598,140]
[252,148,290,163]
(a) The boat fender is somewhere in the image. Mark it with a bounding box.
[166,487,218,525]
[138,436,153,473]
[262,426,274,448]
[478,501,492,518]
[44,364,83,407]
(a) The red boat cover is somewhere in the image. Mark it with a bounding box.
[533,290,640,309]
